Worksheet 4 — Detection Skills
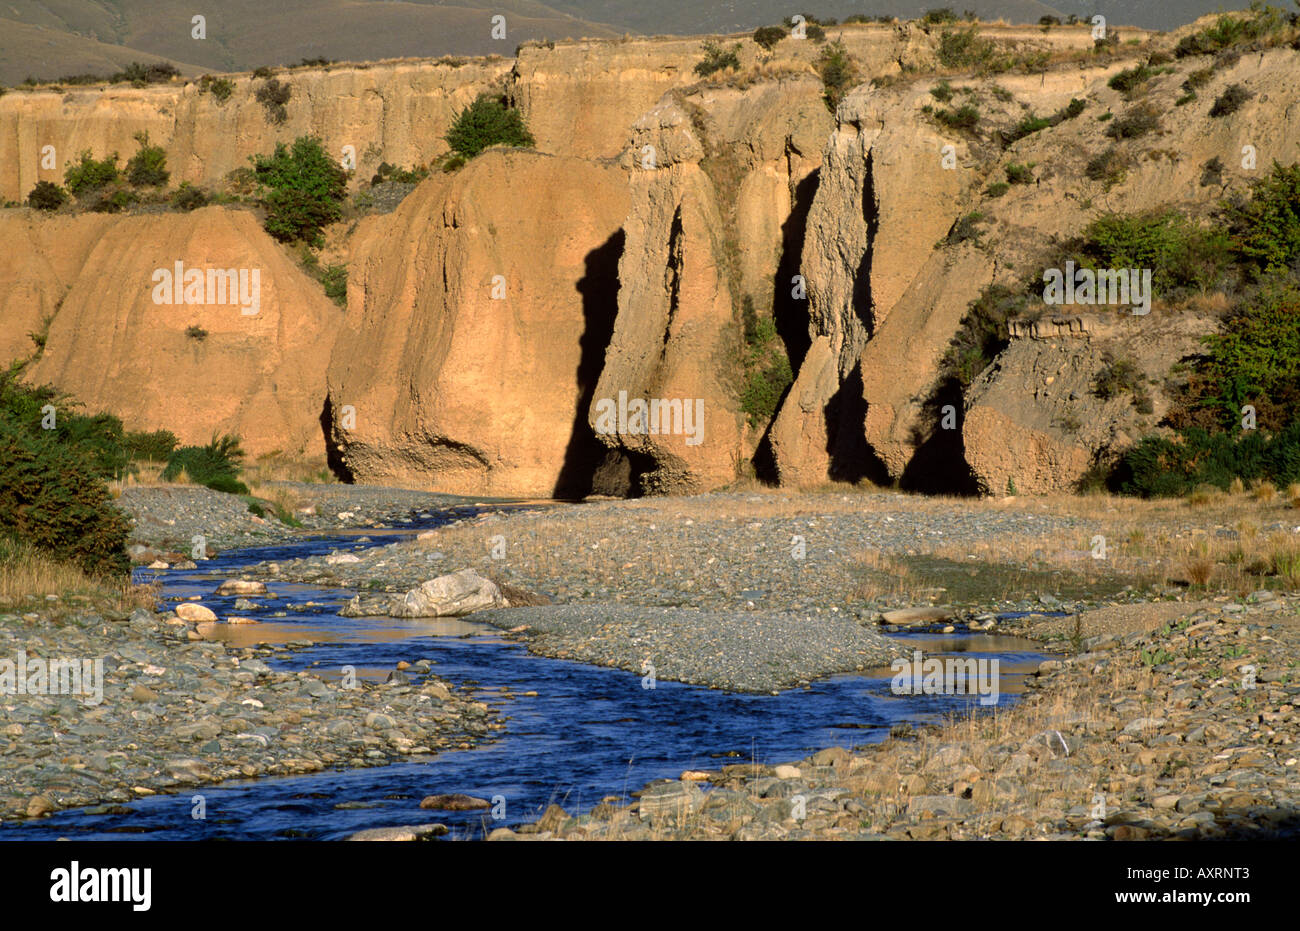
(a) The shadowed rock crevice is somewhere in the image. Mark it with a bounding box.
[853,149,879,342]
[320,395,354,483]
[773,167,818,373]
[554,229,627,499]
[899,374,980,495]
[826,362,886,484]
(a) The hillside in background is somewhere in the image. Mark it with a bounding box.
[0,0,1272,83]
[0,0,616,83]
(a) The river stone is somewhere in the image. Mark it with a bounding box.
[420,793,490,811]
[391,570,504,618]
[638,780,703,822]
[216,580,268,595]
[175,603,217,622]
[878,606,953,626]
[346,823,448,841]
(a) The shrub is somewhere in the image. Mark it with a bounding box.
[321,264,347,306]
[924,8,959,24]
[941,284,1026,386]
[1005,162,1034,184]
[251,135,348,245]
[1085,146,1127,186]
[929,80,954,102]
[1077,210,1231,295]
[934,103,980,130]
[1094,354,1145,400]
[255,78,291,124]
[817,41,857,110]
[162,434,249,495]
[0,373,130,575]
[1227,161,1300,275]
[27,180,67,211]
[123,429,178,462]
[1199,278,1300,428]
[1200,156,1225,187]
[171,182,209,211]
[739,299,792,427]
[805,24,826,42]
[942,210,987,247]
[753,25,787,51]
[1174,8,1290,58]
[694,40,742,77]
[1116,423,1300,498]
[369,163,429,186]
[112,61,179,86]
[1107,64,1151,94]
[1104,104,1160,139]
[126,131,169,187]
[938,26,994,69]
[252,66,274,79]
[985,181,1009,197]
[201,75,235,103]
[90,189,134,213]
[185,325,208,341]
[445,94,536,159]
[1210,83,1253,118]
[63,150,120,196]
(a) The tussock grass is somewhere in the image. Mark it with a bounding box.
[0,537,156,611]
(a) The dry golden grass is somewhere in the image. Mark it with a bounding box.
[0,539,157,612]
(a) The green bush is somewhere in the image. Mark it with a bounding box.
[1226,161,1300,275]
[924,8,959,25]
[1107,64,1151,94]
[1210,83,1253,118]
[123,429,178,462]
[1198,278,1300,428]
[255,78,291,124]
[1085,146,1127,186]
[200,75,235,103]
[739,300,792,427]
[64,150,120,196]
[985,181,1009,197]
[321,264,348,306]
[171,182,209,211]
[934,103,980,130]
[942,210,987,247]
[0,419,130,576]
[1104,104,1160,139]
[938,26,994,69]
[90,188,134,213]
[112,61,179,86]
[753,25,787,51]
[1116,423,1300,498]
[940,284,1026,386]
[162,434,248,494]
[445,94,536,159]
[126,131,169,187]
[694,40,743,77]
[1071,210,1230,295]
[1005,162,1034,184]
[929,80,954,102]
[251,136,348,245]
[1174,8,1291,58]
[817,41,857,110]
[27,180,67,210]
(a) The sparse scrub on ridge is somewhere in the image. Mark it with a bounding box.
[1000,98,1084,146]
[816,41,857,110]
[63,150,120,196]
[255,77,291,124]
[1174,6,1295,58]
[1104,104,1160,139]
[753,25,787,52]
[199,75,235,102]
[1107,64,1151,95]
[694,40,742,77]
[1210,83,1253,117]
[1085,146,1127,187]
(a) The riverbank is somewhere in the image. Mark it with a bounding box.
[498,594,1300,840]
[0,597,504,823]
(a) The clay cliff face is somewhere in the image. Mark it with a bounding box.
[22,207,339,457]
[326,149,629,497]
[12,20,1293,498]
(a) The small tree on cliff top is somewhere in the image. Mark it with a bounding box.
[445,94,535,160]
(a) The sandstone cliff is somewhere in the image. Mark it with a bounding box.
[22,207,340,457]
[325,149,629,497]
